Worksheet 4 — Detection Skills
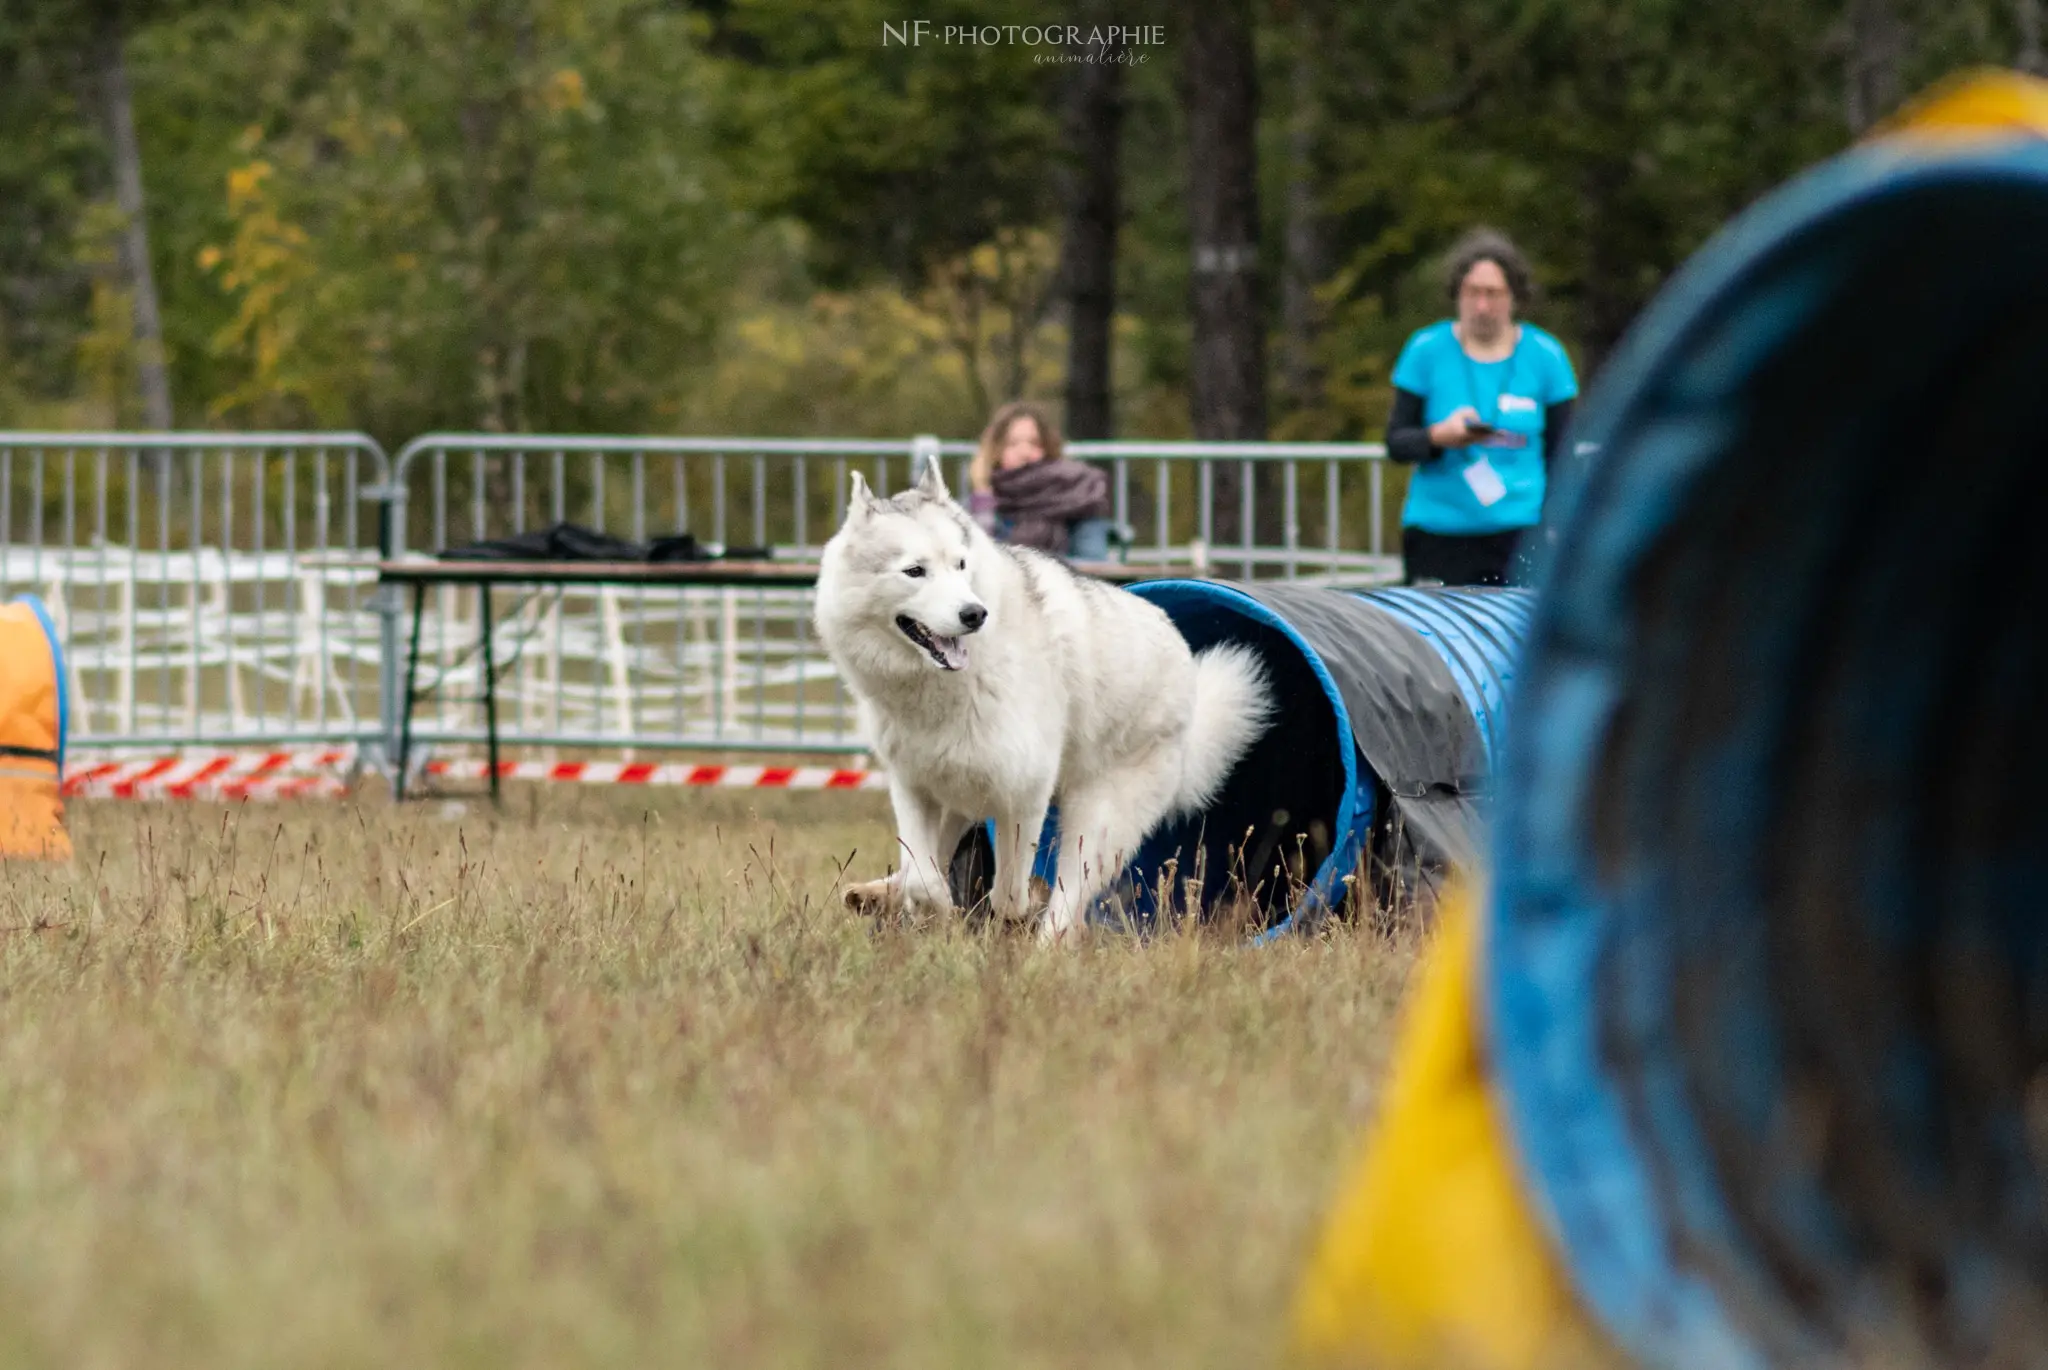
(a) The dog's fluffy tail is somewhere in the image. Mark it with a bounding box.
[1172,643,1275,817]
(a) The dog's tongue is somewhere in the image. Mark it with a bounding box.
[933,635,969,671]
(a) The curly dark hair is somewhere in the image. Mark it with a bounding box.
[1444,227,1536,307]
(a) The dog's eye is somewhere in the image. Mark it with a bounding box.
[903,564,926,579]
[955,558,966,571]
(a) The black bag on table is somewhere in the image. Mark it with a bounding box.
[438,522,768,563]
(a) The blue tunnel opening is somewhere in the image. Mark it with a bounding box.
[1118,581,1365,929]
[945,580,1533,934]
[1487,138,2048,1367]
[947,581,1364,932]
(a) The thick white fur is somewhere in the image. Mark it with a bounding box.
[814,462,1273,943]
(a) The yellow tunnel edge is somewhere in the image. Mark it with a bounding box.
[1288,882,1620,1370]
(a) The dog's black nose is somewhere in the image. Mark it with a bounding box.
[958,603,987,632]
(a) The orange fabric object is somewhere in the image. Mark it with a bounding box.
[0,601,70,860]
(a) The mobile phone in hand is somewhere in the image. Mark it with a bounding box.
[1464,418,1498,438]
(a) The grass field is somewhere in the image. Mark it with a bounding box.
[0,787,1420,1369]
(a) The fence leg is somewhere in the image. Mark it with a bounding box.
[396,582,425,802]
[376,489,405,778]
[118,573,135,737]
[720,588,739,737]
[600,586,633,758]
[480,586,502,808]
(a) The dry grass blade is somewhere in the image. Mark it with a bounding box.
[0,786,1421,1369]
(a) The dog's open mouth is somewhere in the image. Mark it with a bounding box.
[896,614,968,671]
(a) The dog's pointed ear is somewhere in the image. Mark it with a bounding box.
[915,456,949,502]
[845,471,878,525]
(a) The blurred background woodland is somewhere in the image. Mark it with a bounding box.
[0,0,2039,447]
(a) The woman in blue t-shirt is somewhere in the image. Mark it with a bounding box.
[1385,229,1579,586]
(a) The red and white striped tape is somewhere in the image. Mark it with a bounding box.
[57,749,888,800]
[420,759,889,791]
[62,749,355,802]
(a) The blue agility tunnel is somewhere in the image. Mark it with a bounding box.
[1479,75,2048,1370]
[949,581,1533,932]
[1119,581,1532,932]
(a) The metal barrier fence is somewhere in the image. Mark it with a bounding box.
[384,435,964,762]
[381,433,1397,762]
[0,432,392,753]
[385,432,1396,574]
[1061,438,1397,579]
[1,430,1395,767]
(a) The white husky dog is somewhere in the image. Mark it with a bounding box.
[815,461,1273,942]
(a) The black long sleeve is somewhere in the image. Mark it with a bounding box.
[1386,387,1437,465]
[1390,389,1577,474]
[1542,398,1576,478]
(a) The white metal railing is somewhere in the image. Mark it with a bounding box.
[387,432,1396,575]
[0,433,390,751]
[2,430,1399,767]
[379,433,1397,762]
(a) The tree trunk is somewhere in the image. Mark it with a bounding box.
[2020,0,2044,74]
[1843,0,1905,135]
[95,8,174,430]
[1181,0,1272,563]
[1278,11,1328,428]
[1574,156,1638,373]
[1181,0,1266,443]
[458,6,540,527]
[1057,30,1125,441]
[459,4,540,430]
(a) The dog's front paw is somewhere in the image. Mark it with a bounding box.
[842,877,902,919]
[992,875,1053,926]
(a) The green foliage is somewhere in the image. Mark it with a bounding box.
[1294,0,2025,437]
[677,223,1068,437]
[0,0,2040,439]
[174,0,747,443]
[706,0,1064,288]
[1300,0,1843,436]
[0,16,103,423]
